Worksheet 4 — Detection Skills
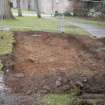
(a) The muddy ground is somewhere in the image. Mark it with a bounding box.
[4,31,105,95]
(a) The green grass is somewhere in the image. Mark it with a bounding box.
[0,31,14,71]
[0,17,89,35]
[0,31,14,55]
[12,9,36,15]
[42,94,75,105]
[0,63,3,71]
[65,24,89,35]
[12,9,105,29]
[66,16,105,29]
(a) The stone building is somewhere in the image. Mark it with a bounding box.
[11,0,102,15]
[11,0,73,14]
[11,0,35,10]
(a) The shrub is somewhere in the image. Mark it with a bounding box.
[54,11,62,16]
[63,11,72,16]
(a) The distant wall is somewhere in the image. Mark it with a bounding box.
[54,0,70,13]
[11,0,73,14]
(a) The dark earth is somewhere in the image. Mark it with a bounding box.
[2,31,105,105]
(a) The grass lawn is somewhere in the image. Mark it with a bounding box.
[0,63,3,71]
[65,24,89,35]
[0,16,89,36]
[0,31,14,70]
[0,31,14,55]
[12,9,105,29]
[42,94,75,105]
[66,16,105,29]
[12,9,36,14]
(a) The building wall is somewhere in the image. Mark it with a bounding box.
[54,0,70,13]
[11,0,73,14]
[40,0,52,14]
[11,0,33,9]
[42,0,73,14]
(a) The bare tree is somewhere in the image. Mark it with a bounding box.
[35,0,41,18]
[17,0,22,16]
[0,0,14,20]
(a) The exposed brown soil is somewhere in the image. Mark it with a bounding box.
[5,31,105,94]
[99,37,105,44]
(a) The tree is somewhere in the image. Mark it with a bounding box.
[35,0,41,18]
[0,0,14,20]
[91,0,105,18]
[17,0,22,16]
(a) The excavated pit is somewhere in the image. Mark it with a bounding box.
[5,31,105,94]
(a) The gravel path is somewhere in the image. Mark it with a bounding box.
[68,21,105,38]
[48,17,105,38]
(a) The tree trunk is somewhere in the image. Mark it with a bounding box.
[0,0,14,20]
[17,0,22,16]
[35,0,41,18]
